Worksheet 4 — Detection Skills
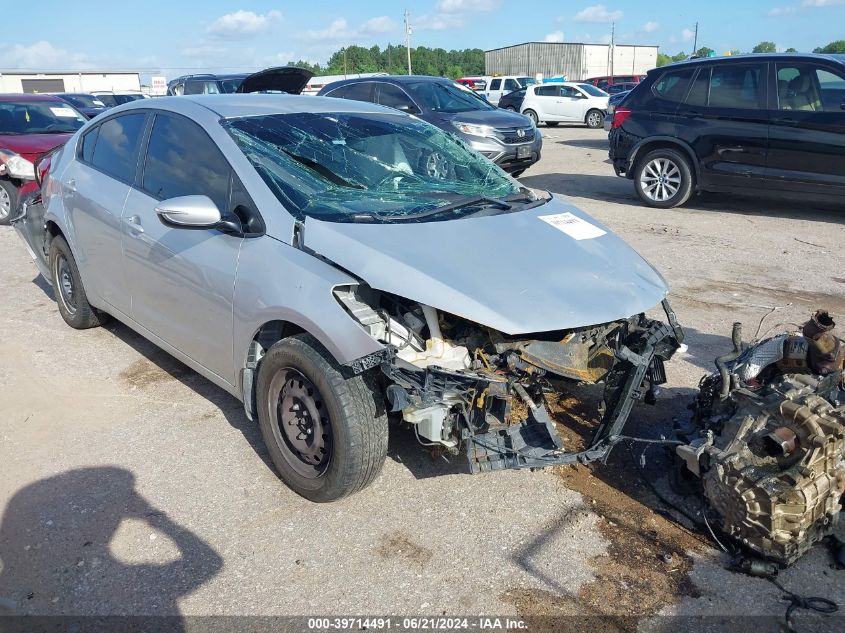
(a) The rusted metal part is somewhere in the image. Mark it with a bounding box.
[683,311,845,566]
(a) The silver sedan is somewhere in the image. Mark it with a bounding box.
[13,94,682,501]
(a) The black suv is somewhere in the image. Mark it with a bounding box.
[609,53,845,208]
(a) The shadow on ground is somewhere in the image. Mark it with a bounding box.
[0,466,222,628]
[521,172,845,224]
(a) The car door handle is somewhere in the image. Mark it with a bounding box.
[65,179,76,193]
[125,215,144,234]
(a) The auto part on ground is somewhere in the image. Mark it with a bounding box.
[678,311,845,566]
[335,284,683,472]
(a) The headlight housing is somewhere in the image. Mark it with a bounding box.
[451,121,494,138]
[0,150,36,181]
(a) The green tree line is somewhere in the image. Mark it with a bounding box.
[286,44,485,78]
[657,39,845,66]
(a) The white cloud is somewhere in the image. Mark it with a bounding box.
[801,0,845,6]
[640,21,659,33]
[207,9,282,38]
[436,0,499,12]
[302,16,397,43]
[768,6,797,15]
[681,28,696,42]
[414,13,465,30]
[769,0,843,15]
[359,16,397,35]
[573,4,623,23]
[544,31,565,43]
[0,40,93,69]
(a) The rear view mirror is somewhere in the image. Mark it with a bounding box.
[155,195,233,231]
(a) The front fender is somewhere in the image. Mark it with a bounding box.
[232,235,385,396]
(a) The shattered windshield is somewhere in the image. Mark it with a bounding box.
[224,111,531,223]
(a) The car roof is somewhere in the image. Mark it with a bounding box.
[321,74,453,91]
[0,93,64,103]
[653,52,845,73]
[113,93,399,118]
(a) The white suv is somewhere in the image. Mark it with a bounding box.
[520,82,609,129]
[482,76,537,106]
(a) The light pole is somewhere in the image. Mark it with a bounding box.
[404,9,413,75]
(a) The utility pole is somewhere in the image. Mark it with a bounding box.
[404,9,413,75]
[692,22,699,55]
[343,47,348,76]
[610,22,615,77]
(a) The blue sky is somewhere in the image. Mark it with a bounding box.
[3,0,845,79]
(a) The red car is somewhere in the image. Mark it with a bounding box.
[0,94,86,224]
[583,74,646,91]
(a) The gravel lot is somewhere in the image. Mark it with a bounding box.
[0,124,842,630]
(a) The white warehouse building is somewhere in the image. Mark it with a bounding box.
[0,71,142,94]
[485,42,659,81]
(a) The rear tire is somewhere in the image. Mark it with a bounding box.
[585,109,604,129]
[0,179,18,226]
[49,236,109,329]
[523,109,539,127]
[256,334,388,502]
[633,148,694,209]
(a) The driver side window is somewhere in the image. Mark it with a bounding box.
[375,83,417,111]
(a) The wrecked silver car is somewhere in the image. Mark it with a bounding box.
[12,94,682,502]
[678,311,844,566]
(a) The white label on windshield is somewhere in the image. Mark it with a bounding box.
[50,107,79,118]
[539,212,606,240]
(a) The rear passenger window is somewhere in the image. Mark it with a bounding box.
[375,83,416,110]
[686,68,710,106]
[326,83,374,103]
[141,113,230,211]
[489,79,501,90]
[504,79,520,92]
[652,68,696,102]
[708,64,764,109]
[535,86,558,97]
[90,113,146,183]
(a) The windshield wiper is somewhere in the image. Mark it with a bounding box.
[389,196,513,222]
[278,148,365,189]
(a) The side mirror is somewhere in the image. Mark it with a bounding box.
[841,99,845,111]
[396,103,421,115]
[155,195,239,233]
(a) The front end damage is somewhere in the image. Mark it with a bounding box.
[677,311,845,566]
[336,285,683,473]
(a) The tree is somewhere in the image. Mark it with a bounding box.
[813,40,845,53]
[695,47,714,58]
[785,47,798,53]
[752,41,777,53]
[657,51,690,66]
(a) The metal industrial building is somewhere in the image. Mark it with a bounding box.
[0,71,142,94]
[485,42,659,81]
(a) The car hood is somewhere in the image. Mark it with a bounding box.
[302,197,668,334]
[0,133,72,163]
[238,66,314,95]
[432,108,533,129]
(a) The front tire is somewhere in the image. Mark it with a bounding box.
[49,235,108,329]
[523,109,539,127]
[585,109,604,129]
[633,148,694,209]
[0,179,18,226]
[256,334,388,502]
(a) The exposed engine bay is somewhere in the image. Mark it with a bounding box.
[678,310,845,566]
[335,284,684,472]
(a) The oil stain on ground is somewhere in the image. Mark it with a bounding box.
[503,392,709,631]
[119,356,187,388]
[375,532,433,567]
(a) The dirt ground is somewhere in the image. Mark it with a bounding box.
[1,124,843,631]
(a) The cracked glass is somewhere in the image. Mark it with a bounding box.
[224,111,526,223]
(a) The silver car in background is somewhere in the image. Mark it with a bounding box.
[13,94,682,502]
